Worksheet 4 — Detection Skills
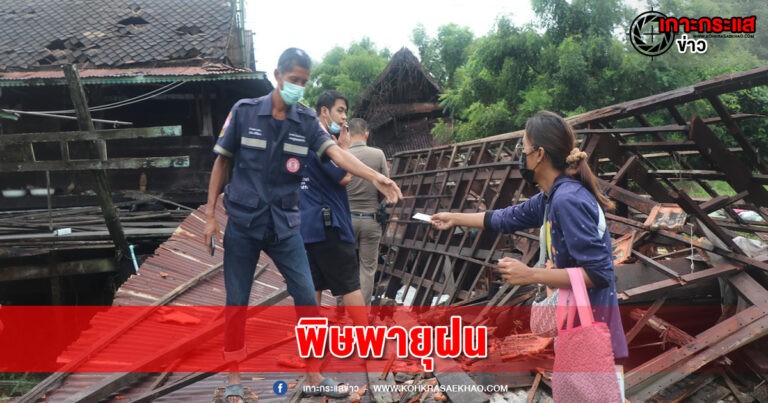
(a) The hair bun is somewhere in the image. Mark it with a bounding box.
[566,148,587,165]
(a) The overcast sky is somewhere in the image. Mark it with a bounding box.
[245,0,537,84]
[245,0,648,85]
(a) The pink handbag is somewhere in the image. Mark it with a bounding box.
[553,268,621,403]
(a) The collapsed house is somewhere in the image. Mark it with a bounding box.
[14,68,768,401]
[0,0,271,302]
[0,0,272,211]
[353,48,445,158]
[378,65,768,401]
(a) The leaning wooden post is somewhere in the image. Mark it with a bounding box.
[63,64,131,260]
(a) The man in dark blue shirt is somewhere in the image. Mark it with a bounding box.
[204,48,402,402]
[300,91,366,320]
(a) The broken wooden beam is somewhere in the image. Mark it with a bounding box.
[0,156,191,172]
[0,125,181,146]
[63,64,130,260]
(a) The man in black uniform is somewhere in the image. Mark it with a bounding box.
[204,48,401,402]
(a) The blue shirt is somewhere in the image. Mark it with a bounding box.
[484,175,628,359]
[299,151,355,244]
[213,92,336,241]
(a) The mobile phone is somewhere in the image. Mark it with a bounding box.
[210,235,216,256]
[321,206,333,227]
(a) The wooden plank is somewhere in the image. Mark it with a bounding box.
[631,250,683,281]
[597,134,675,203]
[700,191,749,213]
[619,263,740,301]
[722,373,749,403]
[0,156,190,172]
[618,141,699,151]
[610,155,638,186]
[628,307,695,346]
[625,296,667,344]
[628,309,768,401]
[0,126,182,146]
[526,372,542,403]
[377,102,443,115]
[0,227,176,242]
[728,272,768,305]
[62,64,130,260]
[599,179,658,215]
[576,123,688,134]
[626,299,768,393]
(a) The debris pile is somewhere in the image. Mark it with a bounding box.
[376,66,768,401]
[19,66,768,402]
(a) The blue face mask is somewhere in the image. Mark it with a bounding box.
[279,81,304,105]
[327,120,341,134]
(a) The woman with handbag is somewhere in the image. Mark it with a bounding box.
[431,110,628,402]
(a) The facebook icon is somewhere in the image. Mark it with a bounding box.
[273,380,288,396]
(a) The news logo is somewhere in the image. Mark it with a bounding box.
[629,11,676,58]
[629,10,757,57]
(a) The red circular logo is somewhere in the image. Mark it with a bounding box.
[286,157,301,173]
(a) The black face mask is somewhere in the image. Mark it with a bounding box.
[519,151,537,185]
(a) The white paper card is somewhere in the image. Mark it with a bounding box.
[412,213,432,222]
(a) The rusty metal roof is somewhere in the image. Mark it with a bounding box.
[0,65,266,87]
[28,197,342,402]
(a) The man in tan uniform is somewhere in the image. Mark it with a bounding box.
[346,118,389,304]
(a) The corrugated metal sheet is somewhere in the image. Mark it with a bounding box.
[38,196,348,402]
[0,65,266,87]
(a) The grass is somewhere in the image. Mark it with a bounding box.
[675,180,737,198]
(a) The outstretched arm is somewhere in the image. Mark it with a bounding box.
[430,212,486,230]
[325,145,402,204]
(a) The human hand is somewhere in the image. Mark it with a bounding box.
[374,173,402,205]
[204,218,219,254]
[497,257,534,286]
[430,212,456,230]
[337,122,351,150]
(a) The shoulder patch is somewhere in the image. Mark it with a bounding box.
[219,112,232,137]
[296,103,317,117]
[232,98,260,110]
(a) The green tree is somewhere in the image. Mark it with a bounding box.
[411,24,442,83]
[411,23,474,87]
[304,38,391,110]
[421,0,768,144]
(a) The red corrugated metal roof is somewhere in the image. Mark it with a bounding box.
[37,196,349,402]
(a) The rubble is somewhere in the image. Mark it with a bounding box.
[376,66,768,401]
[19,66,768,402]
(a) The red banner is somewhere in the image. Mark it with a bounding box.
[0,305,721,373]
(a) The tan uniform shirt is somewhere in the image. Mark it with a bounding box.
[347,141,389,213]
